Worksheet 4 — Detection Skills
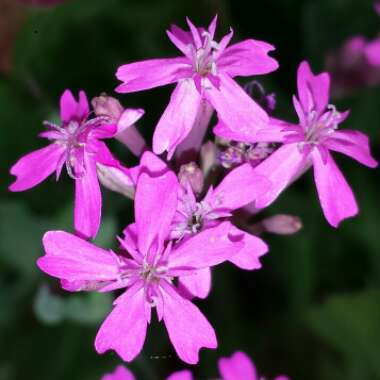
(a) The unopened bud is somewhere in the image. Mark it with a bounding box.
[200,141,217,177]
[261,214,302,235]
[96,163,135,199]
[178,162,204,194]
[91,93,123,124]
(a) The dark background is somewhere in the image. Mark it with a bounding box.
[0,0,379,379]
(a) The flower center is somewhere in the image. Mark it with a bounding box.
[44,116,109,179]
[303,104,341,145]
[187,210,204,233]
[192,32,219,77]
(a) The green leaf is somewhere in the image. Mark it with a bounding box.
[307,290,380,379]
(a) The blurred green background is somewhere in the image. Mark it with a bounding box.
[0,0,379,379]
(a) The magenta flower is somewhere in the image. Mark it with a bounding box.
[37,168,243,364]
[125,151,269,299]
[218,351,289,380]
[172,164,269,298]
[149,351,290,380]
[217,61,378,227]
[9,90,142,239]
[102,365,136,380]
[365,37,380,67]
[102,365,192,380]
[116,16,278,158]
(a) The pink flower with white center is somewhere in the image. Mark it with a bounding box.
[214,61,378,226]
[116,16,278,158]
[250,61,378,227]
[9,89,142,239]
[37,169,243,364]
[127,151,269,299]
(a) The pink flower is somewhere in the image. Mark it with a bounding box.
[218,61,378,227]
[37,168,243,364]
[9,90,142,239]
[102,365,193,380]
[102,365,136,380]
[126,151,269,299]
[143,351,290,380]
[172,165,269,298]
[218,351,289,380]
[326,36,380,97]
[365,38,380,67]
[116,16,278,158]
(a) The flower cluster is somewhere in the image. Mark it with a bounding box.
[9,15,377,377]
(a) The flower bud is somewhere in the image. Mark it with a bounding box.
[178,162,204,194]
[261,214,302,235]
[91,93,123,124]
[96,163,135,199]
[200,141,217,177]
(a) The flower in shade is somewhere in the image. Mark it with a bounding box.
[326,36,380,97]
[217,61,378,227]
[144,351,290,380]
[116,16,278,158]
[37,168,243,364]
[9,90,142,239]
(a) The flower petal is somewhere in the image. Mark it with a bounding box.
[178,268,211,299]
[227,224,267,270]
[312,148,358,227]
[254,144,308,209]
[95,284,148,362]
[60,89,78,122]
[297,61,330,115]
[212,163,271,211]
[168,221,242,272]
[38,231,120,281]
[205,73,269,136]
[324,130,378,168]
[166,370,194,380]
[9,144,65,192]
[153,79,201,158]
[115,58,191,93]
[218,39,279,77]
[101,365,136,380]
[161,281,217,364]
[74,154,102,239]
[218,351,257,380]
[60,89,89,122]
[175,100,214,161]
[117,108,145,134]
[135,170,178,256]
[365,37,380,66]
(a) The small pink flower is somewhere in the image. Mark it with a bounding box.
[216,61,378,227]
[143,351,290,380]
[101,365,136,380]
[37,168,243,364]
[9,89,141,239]
[116,16,278,158]
[218,351,289,380]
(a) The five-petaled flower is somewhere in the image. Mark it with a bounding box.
[216,61,378,227]
[9,89,143,239]
[37,168,243,364]
[116,16,278,158]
